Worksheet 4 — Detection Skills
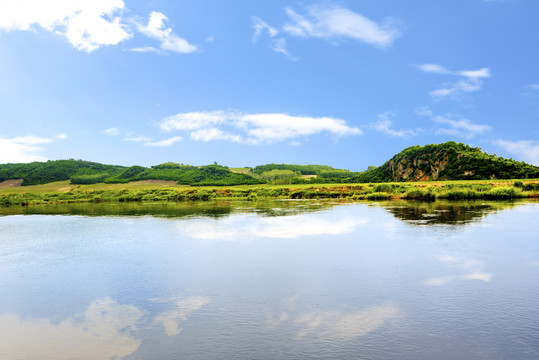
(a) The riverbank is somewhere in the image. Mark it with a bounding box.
[1,179,538,206]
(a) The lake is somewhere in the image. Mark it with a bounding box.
[0,200,538,359]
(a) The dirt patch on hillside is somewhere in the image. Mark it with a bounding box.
[130,180,180,187]
[0,179,23,188]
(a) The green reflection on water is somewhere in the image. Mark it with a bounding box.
[0,199,535,225]
[379,200,532,225]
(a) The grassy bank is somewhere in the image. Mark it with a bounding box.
[0,179,538,206]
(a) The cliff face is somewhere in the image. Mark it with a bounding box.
[386,151,453,181]
[360,142,539,182]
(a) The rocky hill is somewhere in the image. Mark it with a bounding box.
[351,141,539,182]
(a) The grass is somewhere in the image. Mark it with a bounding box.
[0,179,538,206]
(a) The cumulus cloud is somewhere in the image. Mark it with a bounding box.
[494,139,539,165]
[0,135,66,163]
[417,107,491,139]
[0,0,132,52]
[159,110,361,144]
[371,112,419,138]
[136,11,196,54]
[283,5,400,47]
[418,63,491,98]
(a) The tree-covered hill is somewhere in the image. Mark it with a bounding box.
[348,141,539,182]
[1,142,538,187]
[0,160,125,186]
[0,160,264,186]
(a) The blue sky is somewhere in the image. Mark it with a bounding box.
[1,0,538,170]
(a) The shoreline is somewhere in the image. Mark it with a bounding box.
[1,180,538,206]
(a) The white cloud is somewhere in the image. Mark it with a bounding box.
[252,16,278,41]
[0,136,59,163]
[418,64,491,98]
[190,128,242,143]
[527,84,539,91]
[252,17,295,60]
[270,38,296,60]
[160,110,361,144]
[54,133,68,140]
[127,46,160,53]
[458,68,491,78]
[0,0,132,52]
[371,112,419,138]
[433,115,492,139]
[417,63,451,74]
[104,127,120,136]
[417,107,491,139]
[124,135,153,142]
[283,5,400,47]
[144,136,183,147]
[494,139,539,165]
[137,11,196,54]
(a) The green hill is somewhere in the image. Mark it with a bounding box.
[0,160,125,186]
[0,160,264,186]
[349,141,539,182]
[1,142,538,187]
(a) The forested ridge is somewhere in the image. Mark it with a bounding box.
[1,142,538,187]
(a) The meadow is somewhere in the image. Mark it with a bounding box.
[1,179,538,206]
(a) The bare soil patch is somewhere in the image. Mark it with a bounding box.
[0,179,23,188]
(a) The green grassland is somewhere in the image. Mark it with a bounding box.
[1,179,538,206]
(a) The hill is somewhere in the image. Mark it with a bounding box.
[0,160,264,186]
[1,142,538,187]
[348,141,539,182]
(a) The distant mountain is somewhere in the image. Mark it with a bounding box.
[350,141,539,182]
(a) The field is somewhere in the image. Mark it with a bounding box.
[1,178,538,206]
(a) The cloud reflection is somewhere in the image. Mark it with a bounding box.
[267,295,400,341]
[178,214,368,241]
[294,304,400,340]
[0,298,143,360]
[425,256,492,286]
[153,296,211,336]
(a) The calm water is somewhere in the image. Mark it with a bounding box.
[0,200,538,359]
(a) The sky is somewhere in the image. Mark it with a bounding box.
[0,0,538,170]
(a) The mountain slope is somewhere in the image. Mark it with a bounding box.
[350,141,539,182]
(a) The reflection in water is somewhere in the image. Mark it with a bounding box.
[293,304,400,340]
[0,298,143,360]
[0,200,338,218]
[0,201,538,359]
[425,255,492,286]
[178,213,369,240]
[153,296,211,336]
[383,200,522,225]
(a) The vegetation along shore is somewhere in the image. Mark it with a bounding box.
[1,141,538,206]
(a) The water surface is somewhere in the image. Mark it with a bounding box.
[0,200,538,359]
